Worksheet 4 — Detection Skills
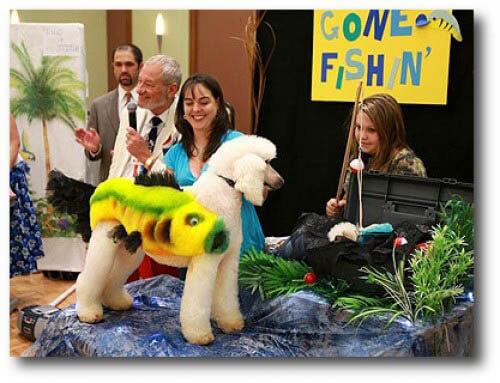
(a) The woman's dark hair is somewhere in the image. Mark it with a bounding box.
[224,101,236,130]
[175,73,231,162]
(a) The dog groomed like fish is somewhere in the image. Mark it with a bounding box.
[48,135,284,345]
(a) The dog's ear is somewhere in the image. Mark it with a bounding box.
[233,153,266,206]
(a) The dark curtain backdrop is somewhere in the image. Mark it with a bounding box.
[255,10,473,236]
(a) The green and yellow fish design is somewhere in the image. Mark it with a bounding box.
[90,177,229,258]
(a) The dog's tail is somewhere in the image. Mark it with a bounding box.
[46,170,95,242]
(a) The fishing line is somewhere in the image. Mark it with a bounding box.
[356,92,365,231]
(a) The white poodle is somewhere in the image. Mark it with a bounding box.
[75,135,284,345]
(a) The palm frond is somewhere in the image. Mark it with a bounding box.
[10,41,36,82]
[10,41,86,133]
[51,77,86,92]
[10,98,33,120]
[42,55,72,79]
[9,68,30,91]
[45,66,78,80]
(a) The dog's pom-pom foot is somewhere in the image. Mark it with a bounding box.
[76,303,103,323]
[217,314,245,334]
[102,289,134,311]
[182,327,215,345]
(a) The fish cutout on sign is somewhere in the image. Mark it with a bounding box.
[415,10,463,42]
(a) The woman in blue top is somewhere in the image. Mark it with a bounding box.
[165,73,265,256]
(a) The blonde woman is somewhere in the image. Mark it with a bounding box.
[326,93,426,218]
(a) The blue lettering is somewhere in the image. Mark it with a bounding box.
[391,10,412,36]
[367,54,384,86]
[321,11,336,40]
[345,48,364,80]
[363,10,389,41]
[401,51,422,85]
[321,53,338,82]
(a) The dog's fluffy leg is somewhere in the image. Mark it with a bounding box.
[76,220,120,323]
[180,254,222,345]
[211,248,244,334]
[101,248,145,311]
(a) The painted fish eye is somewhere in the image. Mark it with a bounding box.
[186,213,202,226]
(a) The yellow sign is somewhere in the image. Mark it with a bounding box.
[311,10,454,104]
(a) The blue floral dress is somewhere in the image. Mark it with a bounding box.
[10,161,44,277]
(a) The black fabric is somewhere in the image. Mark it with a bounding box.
[147,127,157,150]
[150,116,162,126]
[304,221,432,294]
[46,170,95,242]
[147,116,162,151]
[276,213,344,261]
[255,10,473,236]
[275,212,432,294]
[138,117,162,176]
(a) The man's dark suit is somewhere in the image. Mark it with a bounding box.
[85,88,120,183]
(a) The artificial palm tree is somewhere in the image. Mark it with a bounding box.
[10,41,86,177]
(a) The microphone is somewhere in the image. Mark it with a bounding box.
[127,102,137,130]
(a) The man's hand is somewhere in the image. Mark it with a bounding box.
[125,127,152,164]
[75,128,101,153]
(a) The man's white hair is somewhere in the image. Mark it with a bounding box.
[144,55,182,86]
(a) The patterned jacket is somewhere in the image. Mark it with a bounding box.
[343,147,426,194]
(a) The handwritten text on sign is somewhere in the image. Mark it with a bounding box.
[311,10,452,104]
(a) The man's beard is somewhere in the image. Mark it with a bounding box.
[118,77,132,86]
[119,78,132,86]
[139,88,169,111]
[118,74,135,86]
[140,98,167,111]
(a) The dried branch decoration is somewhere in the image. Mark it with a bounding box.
[232,11,276,134]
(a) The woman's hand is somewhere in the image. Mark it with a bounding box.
[326,198,346,218]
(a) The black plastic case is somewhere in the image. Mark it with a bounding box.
[343,171,474,227]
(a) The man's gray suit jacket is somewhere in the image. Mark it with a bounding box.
[85,88,120,183]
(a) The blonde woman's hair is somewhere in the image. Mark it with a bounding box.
[348,93,408,171]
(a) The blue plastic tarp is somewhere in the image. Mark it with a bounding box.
[24,274,473,357]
